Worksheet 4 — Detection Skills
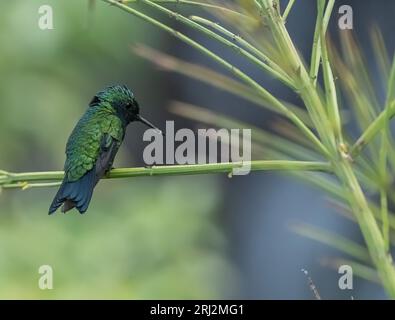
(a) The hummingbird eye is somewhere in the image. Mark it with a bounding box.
[126,100,139,114]
[126,102,135,111]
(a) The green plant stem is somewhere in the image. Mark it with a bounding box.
[102,0,329,157]
[378,55,395,251]
[189,15,293,87]
[350,101,395,158]
[310,0,335,86]
[292,223,371,263]
[319,0,342,143]
[309,0,324,86]
[282,0,295,21]
[0,161,332,189]
[1,182,62,190]
[121,0,250,19]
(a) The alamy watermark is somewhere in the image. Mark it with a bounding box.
[38,5,54,30]
[338,5,353,30]
[143,121,252,175]
[38,265,53,290]
[338,264,353,290]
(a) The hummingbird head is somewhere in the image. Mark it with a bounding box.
[90,85,163,134]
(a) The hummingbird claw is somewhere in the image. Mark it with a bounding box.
[105,169,114,178]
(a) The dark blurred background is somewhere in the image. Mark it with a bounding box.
[0,0,394,299]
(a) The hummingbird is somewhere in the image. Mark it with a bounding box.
[49,85,162,214]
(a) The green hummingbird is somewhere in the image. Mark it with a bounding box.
[49,85,162,214]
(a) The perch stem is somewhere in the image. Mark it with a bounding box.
[0,161,332,189]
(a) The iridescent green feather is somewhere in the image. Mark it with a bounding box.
[65,102,124,182]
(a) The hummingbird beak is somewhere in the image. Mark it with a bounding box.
[136,115,164,136]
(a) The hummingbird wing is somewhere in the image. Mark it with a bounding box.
[95,132,122,178]
[65,111,124,182]
[49,110,124,214]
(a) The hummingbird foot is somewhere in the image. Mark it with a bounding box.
[105,168,114,178]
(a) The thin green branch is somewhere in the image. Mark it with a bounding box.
[0,161,332,189]
[121,0,251,20]
[166,12,293,87]
[282,0,295,21]
[350,100,395,158]
[319,1,342,143]
[2,182,62,190]
[370,25,391,86]
[328,199,395,237]
[378,55,395,251]
[380,183,389,251]
[309,0,324,86]
[189,15,294,87]
[309,0,335,87]
[292,223,371,264]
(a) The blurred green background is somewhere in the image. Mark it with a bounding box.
[0,0,236,299]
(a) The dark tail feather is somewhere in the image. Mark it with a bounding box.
[48,169,97,215]
[62,200,77,213]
